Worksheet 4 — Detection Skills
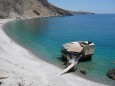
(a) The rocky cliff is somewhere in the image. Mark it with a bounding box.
[0,0,94,19]
[0,0,73,19]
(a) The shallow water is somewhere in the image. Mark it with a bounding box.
[4,14,115,85]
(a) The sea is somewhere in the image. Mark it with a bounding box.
[4,14,115,85]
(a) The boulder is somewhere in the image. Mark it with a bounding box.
[107,69,115,80]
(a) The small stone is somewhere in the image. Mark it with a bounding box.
[18,82,24,86]
[0,82,2,85]
[80,70,87,75]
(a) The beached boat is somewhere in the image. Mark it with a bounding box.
[60,41,94,75]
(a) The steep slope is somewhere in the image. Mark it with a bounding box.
[0,0,72,19]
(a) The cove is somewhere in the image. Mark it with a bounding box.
[4,14,115,85]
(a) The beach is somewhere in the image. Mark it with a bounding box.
[0,19,108,86]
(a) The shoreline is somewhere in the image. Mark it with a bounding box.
[0,19,108,86]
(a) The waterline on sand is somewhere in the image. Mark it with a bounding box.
[0,19,108,86]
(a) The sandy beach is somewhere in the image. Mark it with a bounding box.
[0,19,108,86]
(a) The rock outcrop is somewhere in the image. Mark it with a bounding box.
[0,0,73,19]
[107,69,115,80]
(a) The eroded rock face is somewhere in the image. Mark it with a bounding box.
[107,69,115,80]
[0,0,72,19]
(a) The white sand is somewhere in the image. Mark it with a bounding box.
[0,19,108,86]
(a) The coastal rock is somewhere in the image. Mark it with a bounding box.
[107,69,115,80]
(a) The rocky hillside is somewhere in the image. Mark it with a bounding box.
[0,0,73,19]
[0,0,94,19]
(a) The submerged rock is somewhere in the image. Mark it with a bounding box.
[107,69,115,80]
[112,61,115,64]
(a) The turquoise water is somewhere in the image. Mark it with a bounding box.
[4,14,115,85]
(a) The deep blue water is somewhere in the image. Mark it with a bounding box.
[4,14,115,85]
